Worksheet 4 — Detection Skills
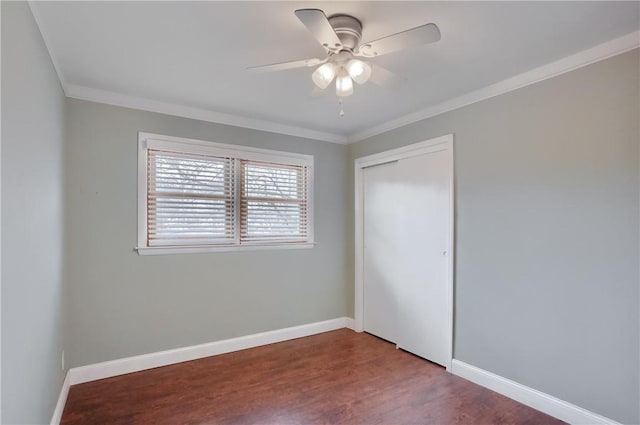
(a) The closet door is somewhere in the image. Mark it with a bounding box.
[361,146,451,367]
[362,161,398,343]
[394,150,451,366]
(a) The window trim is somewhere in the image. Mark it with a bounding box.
[137,132,314,255]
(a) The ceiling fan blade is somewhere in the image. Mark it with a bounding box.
[369,64,405,88]
[295,9,342,51]
[247,57,325,72]
[357,23,440,58]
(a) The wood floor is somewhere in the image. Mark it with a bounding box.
[61,329,564,425]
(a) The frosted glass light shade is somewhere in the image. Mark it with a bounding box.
[346,59,372,85]
[335,69,354,97]
[312,63,337,89]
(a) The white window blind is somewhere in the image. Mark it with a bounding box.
[139,133,314,254]
[147,149,235,246]
[240,161,309,242]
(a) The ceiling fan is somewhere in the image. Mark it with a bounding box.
[248,9,441,115]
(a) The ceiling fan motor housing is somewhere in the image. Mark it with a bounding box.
[328,14,363,51]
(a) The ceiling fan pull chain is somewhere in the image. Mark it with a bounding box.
[339,97,345,117]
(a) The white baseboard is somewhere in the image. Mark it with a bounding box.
[50,372,70,425]
[48,317,354,424]
[450,359,621,425]
[343,316,356,331]
[68,317,353,386]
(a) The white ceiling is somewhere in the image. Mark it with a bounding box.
[31,1,640,142]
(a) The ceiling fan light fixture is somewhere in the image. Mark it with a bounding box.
[335,68,354,97]
[312,62,337,89]
[346,59,372,85]
[250,9,442,110]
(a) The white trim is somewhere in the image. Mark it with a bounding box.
[143,132,312,170]
[49,318,353,423]
[136,242,315,256]
[354,135,452,169]
[27,1,67,93]
[66,317,353,386]
[353,164,363,333]
[450,360,622,425]
[25,0,639,146]
[48,325,620,425]
[353,135,455,371]
[140,132,314,163]
[50,372,70,425]
[137,132,315,253]
[137,134,148,253]
[347,31,640,142]
[343,317,356,331]
[66,84,347,144]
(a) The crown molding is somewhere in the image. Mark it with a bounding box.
[28,0,638,146]
[29,1,347,144]
[347,30,640,143]
[64,84,347,144]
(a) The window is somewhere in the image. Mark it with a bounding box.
[137,133,313,254]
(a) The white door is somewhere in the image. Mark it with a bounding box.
[362,161,398,344]
[362,148,451,367]
[394,151,450,365]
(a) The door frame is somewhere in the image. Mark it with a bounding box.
[354,134,455,371]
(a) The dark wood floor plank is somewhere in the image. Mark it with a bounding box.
[61,329,564,425]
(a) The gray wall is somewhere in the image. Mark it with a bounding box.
[64,99,351,368]
[3,4,637,422]
[1,2,66,424]
[349,49,640,424]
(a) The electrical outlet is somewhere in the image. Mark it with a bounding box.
[61,350,65,371]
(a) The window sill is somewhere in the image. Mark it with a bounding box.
[136,242,316,256]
